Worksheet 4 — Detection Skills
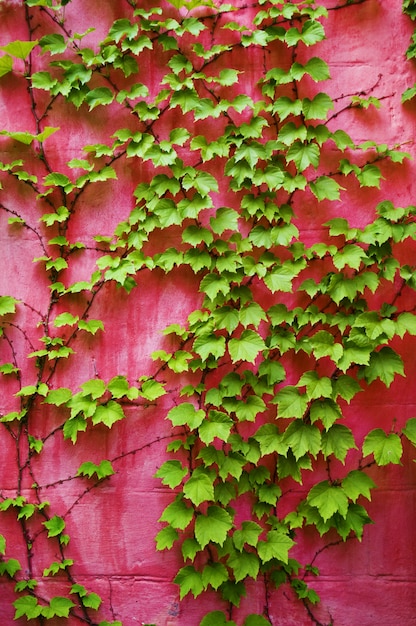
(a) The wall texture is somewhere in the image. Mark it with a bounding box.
[0,1,416,625]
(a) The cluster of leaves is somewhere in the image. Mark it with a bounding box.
[0,0,415,625]
[402,0,416,100]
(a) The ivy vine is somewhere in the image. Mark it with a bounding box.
[0,1,416,625]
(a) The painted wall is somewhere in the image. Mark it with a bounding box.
[0,1,416,625]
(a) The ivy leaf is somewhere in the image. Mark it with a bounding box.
[80,378,106,399]
[167,403,205,429]
[199,410,233,444]
[342,470,375,502]
[183,473,215,506]
[43,515,65,537]
[303,56,330,81]
[194,506,233,548]
[362,429,403,465]
[227,550,260,582]
[286,141,320,171]
[92,401,125,428]
[333,244,366,271]
[283,420,321,460]
[48,597,75,618]
[307,481,349,521]
[274,386,308,419]
[155,460,188,488]
[0,40,38,59]
[244,616,272,626]
[228,330,266,363]
[0,55,13,78]
[200,273,231,300]
[357,164,383,188]
[155,525,178,550]
[174,566,204,599]
[202,562,229,590]
[200,611,236,626]
[210,207,239,234]
[257,529,294,564]
[193,333,226,361]
[253,423,288,456]
[159,496,193,530]
[403,417,416,445]
[310,399,342,429]
[78,319,104,335]
[360,347,405,387]
[39,33,67,54]
[77,460,114,480]
[0,295,18,316]
[302,93,333,120]
[332,375,362,403]
[85,87,114,110]
[321,424,356,463]
[310,176,342,201]
[13,596,42,620]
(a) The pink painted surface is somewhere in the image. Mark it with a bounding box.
[0,1,415,625]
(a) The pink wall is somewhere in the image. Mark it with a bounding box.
[0,1,416,625]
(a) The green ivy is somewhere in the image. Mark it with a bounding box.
[0,0,415,624]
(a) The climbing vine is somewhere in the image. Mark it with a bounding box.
[0,0,416,625]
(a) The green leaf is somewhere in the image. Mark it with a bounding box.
[321,424,356,463]
[253,423,288,456]
[357,164,383,188]
[107,375,129,398]
[200,611,236,626]
[283,420,321,460]
[199,410,233,444]
[43,515,65,537]
[39,33,67,54]
[362,429,403,465]
[257,529,295,564]
[227,550,260,582]
[361,347,405,387]
[92,401,125,428]
[78,319,104,335]
[195,506,233,548]
[0,40,38,59]
[193,333,226,361]
[77,460,114,480]
[302,93,333,120]
[85,87,114,110]
[286,141,320,171]
[0,295,18,315]
[310,176,342,201]
[167,403,205,429]
[307,481,349,521]
[244,616,272,626]
[155,525,178,550]
[13,596,42,620]
[159,496,193,530]
[210,207,239,234]
[274,386,308,419]
[0,55,13,78]
[155,460,188,488]
[202,562,229,590]
[81,378,106,399]
[174,566,204,599]
[54,312,79,327]
[403,417,416,445]
[342,470,375,502]
[228,330,266,363]
[48,597,75,618]
[183,473,214,506]
[233,521,262,551]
